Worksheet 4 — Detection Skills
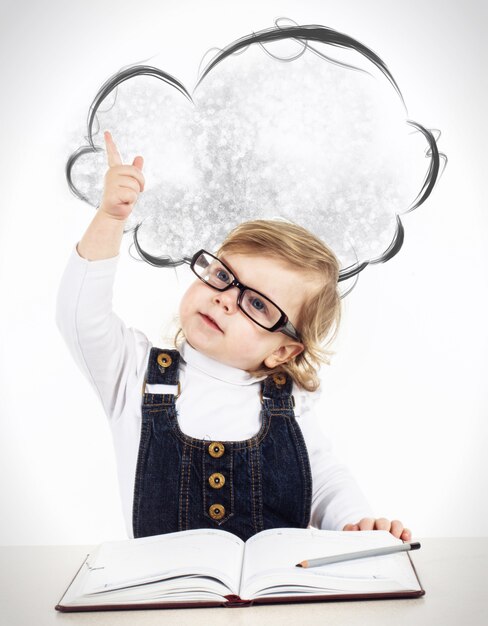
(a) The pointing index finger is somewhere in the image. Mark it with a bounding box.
[104,130,123,167]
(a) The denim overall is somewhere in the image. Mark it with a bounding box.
[133,347,313,542]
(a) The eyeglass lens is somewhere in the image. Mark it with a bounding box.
[193,252,282,329]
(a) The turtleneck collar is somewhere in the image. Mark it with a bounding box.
[180,340,268,386]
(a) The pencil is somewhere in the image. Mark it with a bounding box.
[295,541,421,568]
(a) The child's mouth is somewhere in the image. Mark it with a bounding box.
[199,313,223,332]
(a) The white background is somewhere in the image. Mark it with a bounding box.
[0,0,486,544]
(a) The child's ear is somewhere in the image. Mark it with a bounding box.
[264,342,304,369]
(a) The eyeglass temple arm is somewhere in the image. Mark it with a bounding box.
[281,320,300,341]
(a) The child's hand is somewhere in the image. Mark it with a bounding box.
[99,130,145,221]
[343,518,412,541]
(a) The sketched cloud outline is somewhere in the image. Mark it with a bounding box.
[66,21,446,296]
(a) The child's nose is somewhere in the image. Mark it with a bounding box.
[212,288,239,313]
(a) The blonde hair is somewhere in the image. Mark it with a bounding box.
[175,219,342,392]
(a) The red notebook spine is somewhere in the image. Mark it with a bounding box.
[224,594,253,607]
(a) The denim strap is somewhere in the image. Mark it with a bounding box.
[146,348,180,384]
[261,372,295,411]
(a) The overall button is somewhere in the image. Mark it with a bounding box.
[208,442,225,458]
[273,373,286,386]
[157,353,172,368]
[208,473,225,489]
[209,504,225,520]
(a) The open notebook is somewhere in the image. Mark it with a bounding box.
[56,527,424,611]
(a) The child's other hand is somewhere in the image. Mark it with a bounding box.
[343,518,412,541]
[99,130,145,221]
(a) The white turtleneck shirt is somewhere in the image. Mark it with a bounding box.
[55,244,374,538]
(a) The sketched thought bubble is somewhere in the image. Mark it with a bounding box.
[66,21,446,295]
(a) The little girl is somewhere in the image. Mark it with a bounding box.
[56,130,411,542]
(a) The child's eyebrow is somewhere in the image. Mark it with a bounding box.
[219,254,255,291]
[219,255,236,275]
[219,255,276,301]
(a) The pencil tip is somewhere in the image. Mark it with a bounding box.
[295,563,302,568]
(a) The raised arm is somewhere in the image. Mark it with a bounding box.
[77,130,145,260]
[56,132,150,421]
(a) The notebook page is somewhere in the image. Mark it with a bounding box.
[240,528,421,598]
[81,529,244,597]
[59,560,229,607]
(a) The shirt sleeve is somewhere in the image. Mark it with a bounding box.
[294,386,375,531]
[55,243,151,421]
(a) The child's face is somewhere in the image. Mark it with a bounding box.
[179,252,316,371]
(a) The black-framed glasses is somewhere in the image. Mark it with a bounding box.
[190,249,301,341]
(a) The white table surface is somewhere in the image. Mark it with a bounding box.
[0,538,486,626]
